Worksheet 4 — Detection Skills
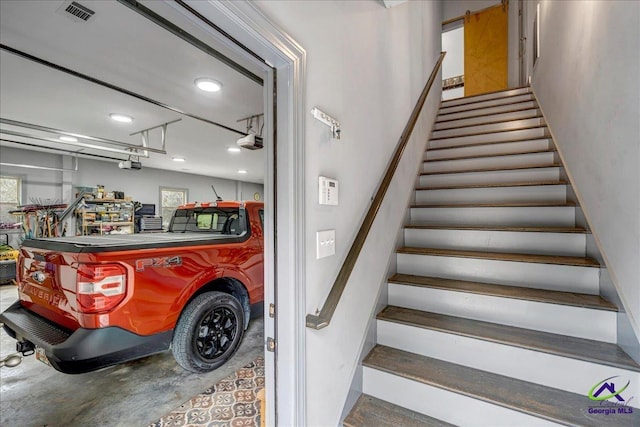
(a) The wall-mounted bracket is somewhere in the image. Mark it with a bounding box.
[311,107,341,140]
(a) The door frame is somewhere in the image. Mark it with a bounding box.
[171,1,307,425]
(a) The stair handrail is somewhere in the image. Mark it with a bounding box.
[306,52,446,330]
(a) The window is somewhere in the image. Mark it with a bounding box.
[160,187,188,229]
[170,207,246,235]
[0,176,21,225]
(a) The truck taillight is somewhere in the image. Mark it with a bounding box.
[76,264,127,313]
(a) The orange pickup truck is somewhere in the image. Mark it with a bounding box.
[0,201,264,374]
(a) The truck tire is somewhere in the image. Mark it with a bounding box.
[172,291,245,373]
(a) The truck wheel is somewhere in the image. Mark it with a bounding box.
[172,292,245,373]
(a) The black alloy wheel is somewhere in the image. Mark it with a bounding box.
[172,291,245,373]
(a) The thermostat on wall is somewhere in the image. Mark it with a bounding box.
[319,176,339,206]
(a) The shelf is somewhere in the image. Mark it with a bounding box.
[76,197,134,236]
[84,222,134,226]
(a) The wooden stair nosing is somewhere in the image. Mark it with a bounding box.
[388,273,614,311]
[416,180,567,191]
[411,201,576,208]
[420,163,562,175]
[364,345,640,427]
[433,114,544,132]
[436,104,541,125]
[396,247,600,267]
[438,97,537,117]
[378,306,639,373]
[440,86,531,106]
[425,149,556,163]
[427,135,553,152]
[343,394,456,427]
[404,225,588,234]
[430,124,548,141]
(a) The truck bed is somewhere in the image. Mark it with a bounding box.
[22,232,249,253]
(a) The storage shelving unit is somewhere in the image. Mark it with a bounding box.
[76,199,135,236]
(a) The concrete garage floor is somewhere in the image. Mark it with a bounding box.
[0,285,264,427]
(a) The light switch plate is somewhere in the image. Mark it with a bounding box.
[316,229,336,259]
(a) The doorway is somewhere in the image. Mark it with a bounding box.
[441,1,510,100]
[0,0,274,425]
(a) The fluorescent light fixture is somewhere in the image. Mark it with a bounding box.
[59,135,78,142]
[109,113,134,123]
[172,156,185,162]
[194,78,223,93]
[237,169,248,174]
[227,147,241,153]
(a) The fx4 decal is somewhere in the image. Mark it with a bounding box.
[135,256,182,272]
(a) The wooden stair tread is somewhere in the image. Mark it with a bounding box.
[436,105,540,124]
[427,136,552,152]
[388,273,614,310]
[404,225,587,233]
[438,99,538,118]
[396,247,599,267]
[412,201,576,208]
[434,114,544,132]
[416,180,566,191]
[420,163,562,175]
[425,149,554,163]
[440,91,533,110]
[379,306,639,372]
[343,394,455,427]
[364,345,640,427]
[430,124,548,141]
[440,86,530,104]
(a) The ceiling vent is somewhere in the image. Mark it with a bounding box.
[56,1,95,23]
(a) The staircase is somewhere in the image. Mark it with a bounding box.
[344,87,640,426]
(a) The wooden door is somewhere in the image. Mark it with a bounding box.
[464,3,508,96]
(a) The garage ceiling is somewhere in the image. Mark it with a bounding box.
[0,0,265,183]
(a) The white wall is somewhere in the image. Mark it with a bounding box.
[531,1,640,347]
[0,146,263,208]
[0,147,64,204]
[254,1,442,425]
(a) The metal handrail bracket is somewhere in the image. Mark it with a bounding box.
[306,52,446,330]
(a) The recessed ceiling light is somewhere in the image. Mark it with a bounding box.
[172,156,185,162]
[194,78,223,93]
[237,169,248,174]
[59,136,78,142]
[109,113,134,123]
[227,147,241,153]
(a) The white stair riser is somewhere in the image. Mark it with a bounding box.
[441,87,532,108]
[439,93,536,115]
[423,152,556,173]
[415,185,567,205]
[431,127,548,149]
[410,206,576,227]
[432,117,545,139]
[387,284,616,341]
[438,100,538,121]
[434,108,541,130]
[426,139,552,160]
[419,167,561,187]
[396,253,599,294]
[363,367,561,427]
[377,321,635,401]
[404,228,586,257]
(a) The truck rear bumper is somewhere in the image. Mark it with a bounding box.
[0,301,172,374]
